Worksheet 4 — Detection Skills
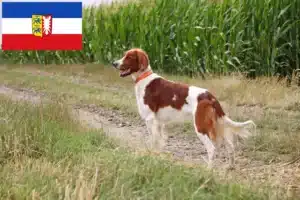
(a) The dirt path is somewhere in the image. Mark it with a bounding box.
[0,84,299,198]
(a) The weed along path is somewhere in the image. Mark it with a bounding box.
[0,66,299,198]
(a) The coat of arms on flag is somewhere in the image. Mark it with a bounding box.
[32,15,53,38]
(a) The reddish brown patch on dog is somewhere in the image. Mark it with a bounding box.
[195,91,225,141]
[144,78,189,113]
[197,91,225,118]
[195,99,217,141]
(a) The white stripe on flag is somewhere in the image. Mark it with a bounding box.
[3,18,82,34]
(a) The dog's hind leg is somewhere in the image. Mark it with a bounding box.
[197,133,216,168]
[224,127,236,168]
[193,99,218,168]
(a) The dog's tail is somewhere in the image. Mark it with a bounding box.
[222,116,256,139]
[210,96,256,139]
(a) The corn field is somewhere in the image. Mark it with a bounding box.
[1,0,299,78]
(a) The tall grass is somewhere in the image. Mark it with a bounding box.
[1,0,299,78]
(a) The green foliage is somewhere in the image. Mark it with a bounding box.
[1,0,299,77]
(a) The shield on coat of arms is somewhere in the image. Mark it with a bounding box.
[32,14,53,38]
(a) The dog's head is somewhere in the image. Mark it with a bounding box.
[112,48,149,77]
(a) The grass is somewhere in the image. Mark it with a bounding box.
[0,95,272,200]
[1,0,299,78]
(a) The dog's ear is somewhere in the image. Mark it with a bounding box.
[137,50,149,71]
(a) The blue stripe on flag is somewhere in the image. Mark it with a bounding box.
[2,2,82,18]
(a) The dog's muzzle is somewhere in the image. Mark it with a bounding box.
[112,61,119,68]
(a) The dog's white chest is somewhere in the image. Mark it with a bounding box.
[135,86,153,120]
[134,74,161,121]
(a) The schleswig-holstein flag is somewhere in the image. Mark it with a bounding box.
[2,0,82,50]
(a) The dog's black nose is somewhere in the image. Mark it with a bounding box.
[112,61,118,67]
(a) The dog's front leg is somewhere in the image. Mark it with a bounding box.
[145,118,158,150]
[145,119,153,135]
[158,123,168,147]
[145,117,166,151]
[150,118,161,150]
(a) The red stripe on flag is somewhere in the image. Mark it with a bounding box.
[2,34,82,50]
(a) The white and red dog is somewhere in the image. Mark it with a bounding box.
[112,48,256,168]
